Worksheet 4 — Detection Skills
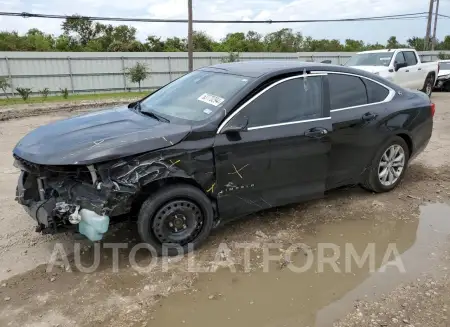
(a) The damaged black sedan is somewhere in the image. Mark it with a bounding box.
[13,61,434,255]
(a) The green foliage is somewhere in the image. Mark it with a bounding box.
[16,87,32,101]
[125,62,150,92]
[438,52,450,60]
[0,77,11,98]
[2,16,450,53]
[39,88,49,98]
[221,52,240,63]
[60,88,69,99]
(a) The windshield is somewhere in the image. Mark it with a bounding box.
[139,70,253,122]
[440,62,450,70]
[345,52,394,67]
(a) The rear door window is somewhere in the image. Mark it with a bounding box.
[328,74,368,110]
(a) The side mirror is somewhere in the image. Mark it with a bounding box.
[128,101,138,108]
[394,62,407,71]
[221,116,249,134]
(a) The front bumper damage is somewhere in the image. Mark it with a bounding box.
[15,165,111,241]
[13,148,216,242]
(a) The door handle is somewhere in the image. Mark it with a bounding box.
[362,112,378,122]
[418,67,422,70]
[405,70,409,72]
[305,127,328,138]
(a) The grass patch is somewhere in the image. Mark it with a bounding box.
[0,91,150,106]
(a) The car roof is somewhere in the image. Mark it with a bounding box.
[201,60,345,78]
[199,60,401,91]
[357,48,415,54]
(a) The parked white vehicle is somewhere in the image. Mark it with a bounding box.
[345,49,439,96]
[434,60,450,91]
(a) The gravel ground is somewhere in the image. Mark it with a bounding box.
[0,94,449,326]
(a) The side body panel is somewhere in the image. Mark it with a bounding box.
[213,130,272,219]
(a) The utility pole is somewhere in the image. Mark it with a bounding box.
[432,0,440,50]
[425,0,434,50]
[188,0,193,72]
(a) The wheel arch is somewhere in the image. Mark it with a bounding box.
[129,176,217,218]
[396,132,413,157]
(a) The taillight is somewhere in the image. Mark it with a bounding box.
[431,102,435,117]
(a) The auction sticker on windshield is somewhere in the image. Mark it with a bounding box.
[198,93,225,107]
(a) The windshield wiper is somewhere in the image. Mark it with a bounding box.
[134,102,170,123]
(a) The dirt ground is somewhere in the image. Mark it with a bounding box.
[1,94,450,327]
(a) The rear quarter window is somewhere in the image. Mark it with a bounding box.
[362,79,390,103]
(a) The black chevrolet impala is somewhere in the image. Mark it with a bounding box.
[13,61,434,255]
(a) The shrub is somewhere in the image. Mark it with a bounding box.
[39,88,49,99]
[0,77,11,99]
[60,87,69,99]
[125,62,150,92]
[221,52,240,63]
[16,87,32,101]
[438,52,450,60]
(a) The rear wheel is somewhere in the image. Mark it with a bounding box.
[361,136,410,193]
[137,184,214,256]
[422,74,435,97]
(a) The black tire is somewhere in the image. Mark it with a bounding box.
[137,184,214,256]
[361,136,410,193]
[421,74,435,97]
[444,81,450,92]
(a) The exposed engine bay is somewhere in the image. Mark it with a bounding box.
[13,147,216,241]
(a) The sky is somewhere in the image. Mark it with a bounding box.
[1,0,450,44]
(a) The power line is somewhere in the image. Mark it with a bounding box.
[0,11,434,24]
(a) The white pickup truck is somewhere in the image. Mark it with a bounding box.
[345,48,439,97]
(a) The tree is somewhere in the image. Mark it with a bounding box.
[407,37,425,50]
[146,35,165,51]
[164,37,187,52]
[125,62,150,91]
[3,24,450,53]
[0,77,11,98]
[264,28,303,52]
[192,31,216,51]
[221,52,240,63]
[62,15,102,46]
[386,36,401,49]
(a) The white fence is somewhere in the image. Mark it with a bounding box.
[0,51,447,97]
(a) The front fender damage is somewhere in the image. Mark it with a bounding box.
[96,148,217,217]
[16,147,217,241]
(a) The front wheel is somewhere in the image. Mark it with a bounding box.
[361,136,410,193]
[137,184,214,256]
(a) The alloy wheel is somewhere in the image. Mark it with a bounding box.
[378,144,405,186]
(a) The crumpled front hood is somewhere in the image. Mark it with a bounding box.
[348,65,389,74]
[13,106,191,165]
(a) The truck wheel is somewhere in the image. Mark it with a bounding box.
[137,184,214,256]
[361,136,410,193]
[421,74,435,97]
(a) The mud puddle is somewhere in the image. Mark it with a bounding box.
[147,203,450,327]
